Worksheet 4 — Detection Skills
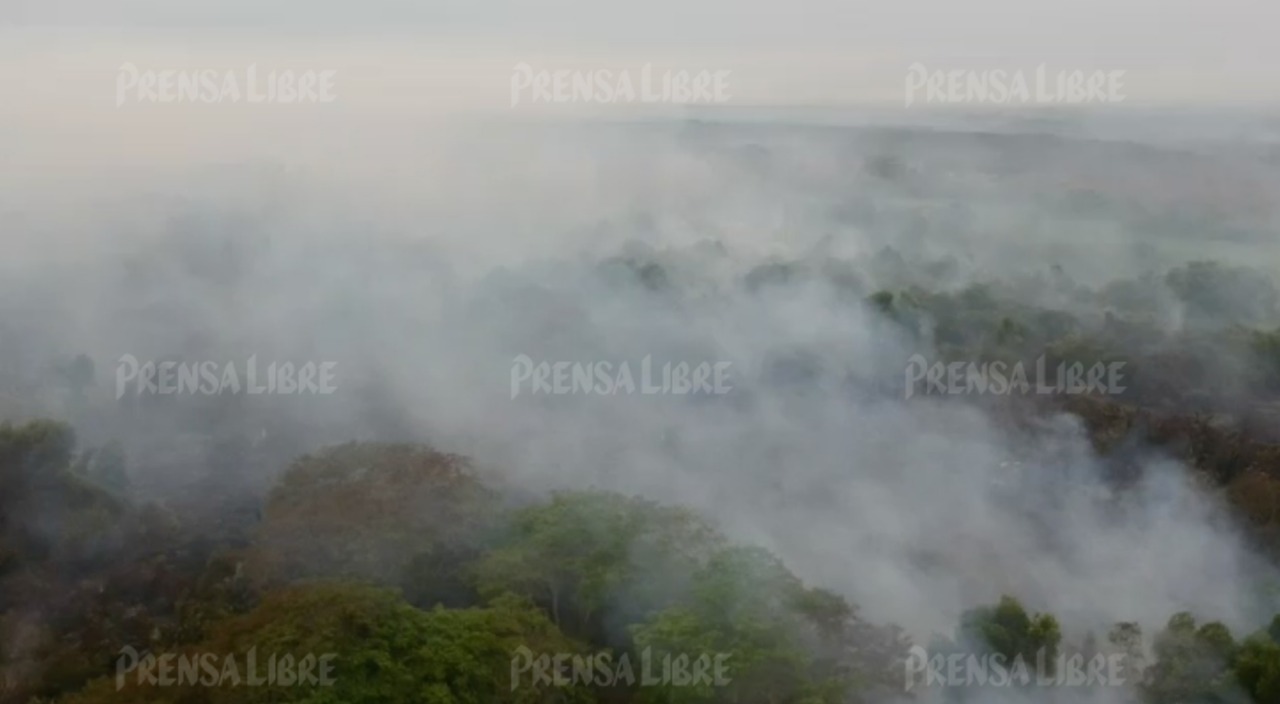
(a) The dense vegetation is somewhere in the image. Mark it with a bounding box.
[5,254,1280,703]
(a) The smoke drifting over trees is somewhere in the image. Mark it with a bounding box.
[3,105,1280,703]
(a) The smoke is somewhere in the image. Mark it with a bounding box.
[4,110,1278,667]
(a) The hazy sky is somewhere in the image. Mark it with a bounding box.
[2,0,1278,111]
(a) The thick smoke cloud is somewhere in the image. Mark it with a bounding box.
[3,115,1277,665]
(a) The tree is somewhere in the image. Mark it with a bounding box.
[1144,612,1238,703]
[59,583,597,704]
[249,442,498,589]
[957,596,1061,677]
[630,546,902,704]
[472,491,720,643]
[1234,630,1280,704]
